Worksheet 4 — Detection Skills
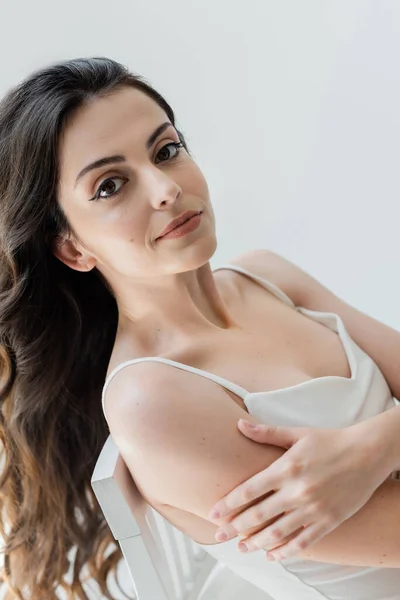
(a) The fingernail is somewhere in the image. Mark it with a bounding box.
[266,552,276,561]
[238,542,248,553]
[239,419,256,429]
[209,509,221,519]
[215,531,228,542]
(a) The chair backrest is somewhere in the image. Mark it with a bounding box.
[91,434,216,600]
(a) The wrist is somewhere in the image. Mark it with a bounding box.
[359,404,400,476]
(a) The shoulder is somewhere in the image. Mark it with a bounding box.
[102,357,284,520]
[104,359,194,427]
[227,248,325,307]
[103,358,239,449]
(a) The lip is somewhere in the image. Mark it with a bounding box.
[156,210,202,240]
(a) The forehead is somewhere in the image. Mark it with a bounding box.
[58,86,169,185]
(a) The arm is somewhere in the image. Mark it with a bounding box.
[354,402,400,472]
[106,361,400,567]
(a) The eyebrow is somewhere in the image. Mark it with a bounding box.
[74,121,174,186]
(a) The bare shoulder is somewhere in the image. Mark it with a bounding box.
[103,358,239,450]
[103,360,194,435]
[104,357,262,455]
[102,358,283,523]
[228,248,320,306]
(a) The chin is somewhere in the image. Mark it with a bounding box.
[170,231,217,274]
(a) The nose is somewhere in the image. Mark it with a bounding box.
[142,166,182,210]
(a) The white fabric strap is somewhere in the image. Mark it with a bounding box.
[214,264,296,308]
[102,356,249,419]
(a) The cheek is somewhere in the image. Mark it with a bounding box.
[66,207,143,259]
[92,219,144,255]
[99,206,158,264]
[182,161,210,198]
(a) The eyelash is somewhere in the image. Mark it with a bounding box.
[89,141,184,202]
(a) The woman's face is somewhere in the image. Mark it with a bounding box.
[56,85,216,281]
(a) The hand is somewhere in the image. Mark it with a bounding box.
[209,419,393,561]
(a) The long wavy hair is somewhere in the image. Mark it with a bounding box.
[0,57,187,599]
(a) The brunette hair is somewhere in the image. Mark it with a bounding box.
[0,56,186,599]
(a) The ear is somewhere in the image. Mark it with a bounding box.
[52,236,97,272]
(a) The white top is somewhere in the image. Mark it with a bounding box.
[102,265,400,600]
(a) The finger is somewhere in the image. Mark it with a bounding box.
[265,522,329,561]
[209,462,283,520]
[227,491,292,537]
[238,419,301,449]
[236,510,306,552]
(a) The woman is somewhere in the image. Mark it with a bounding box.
[0,56,399,600]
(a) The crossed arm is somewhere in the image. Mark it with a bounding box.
[106,249,400,567]
[106,357,400,568]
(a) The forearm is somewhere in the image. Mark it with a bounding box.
[300,479,400,567]
[362,402,400,474]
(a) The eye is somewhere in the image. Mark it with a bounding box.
[89,176,129,202]
[155,142,183,165]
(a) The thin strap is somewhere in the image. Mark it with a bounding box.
[102,356,249,419]
[214,264,296,308]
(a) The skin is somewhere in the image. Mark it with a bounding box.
[54,86,400,568]
[56,86,222,338]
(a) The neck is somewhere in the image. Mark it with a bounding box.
[112,263,236,351]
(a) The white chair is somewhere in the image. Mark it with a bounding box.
[91,434,217,600]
